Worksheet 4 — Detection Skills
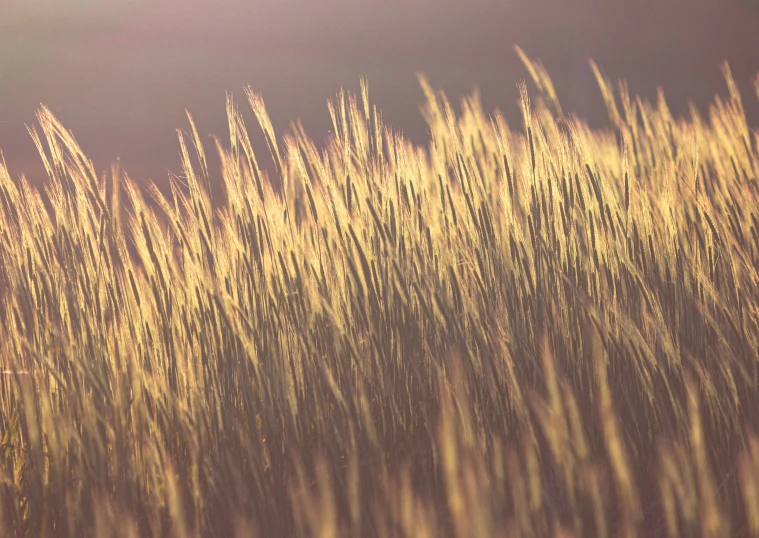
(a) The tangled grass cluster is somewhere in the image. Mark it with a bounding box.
[2,50,759,537]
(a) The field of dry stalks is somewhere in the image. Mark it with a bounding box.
[2,51,759,537]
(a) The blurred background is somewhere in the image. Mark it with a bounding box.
[1,0,758,186]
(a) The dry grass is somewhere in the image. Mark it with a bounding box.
[1,49,759,537]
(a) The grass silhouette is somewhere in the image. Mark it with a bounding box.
[1,49,759,537]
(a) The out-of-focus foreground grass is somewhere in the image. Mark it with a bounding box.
[2,50,759,537]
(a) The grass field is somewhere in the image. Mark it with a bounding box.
[2,50,759,537]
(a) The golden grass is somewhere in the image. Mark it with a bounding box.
[1,49,759,537]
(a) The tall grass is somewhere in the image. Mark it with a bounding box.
[1,50,759,537]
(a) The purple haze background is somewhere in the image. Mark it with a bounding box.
[1,0,758,186]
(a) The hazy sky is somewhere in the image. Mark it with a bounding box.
[1,0,758,185]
